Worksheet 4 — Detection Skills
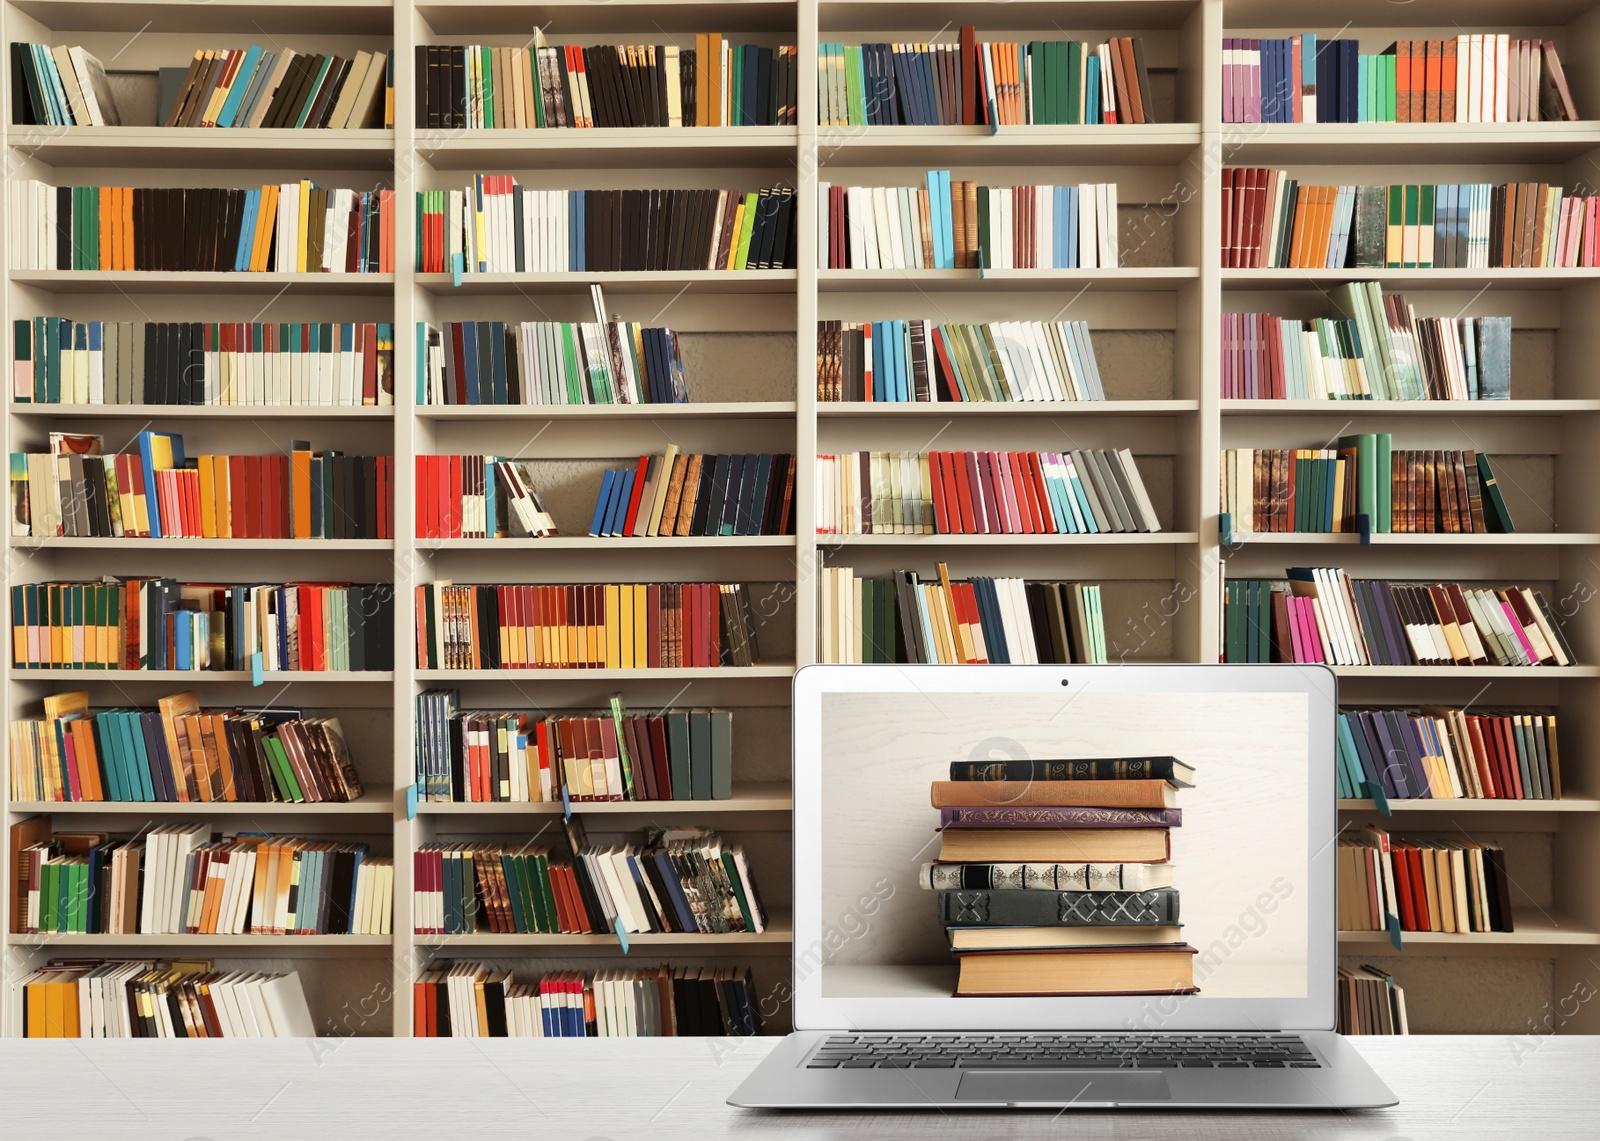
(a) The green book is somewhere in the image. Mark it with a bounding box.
[264,734,304,801]
[609,695,635,798]
[665,711,692,801]
[480,46,495,128]
[689,709,713,800]
[1256,581,1272,663]
[721,852,756,931]
[977,189,990,269]
[710,710,733,800]
[1477,453,1516,532]
[845,46,865,125]
[1403,184,1420,268]
[734,191,758,268]
[1029,41,1047,124]
[1386,185,1402,267]
[499,854,526,932]
[1337,433,1379,532]
[1418,184,1435,267]
[1062,41,1079,126]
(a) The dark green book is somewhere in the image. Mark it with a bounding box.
[948,756,1194,787]
[1476,454,1515,532]
[939,886,1181,927]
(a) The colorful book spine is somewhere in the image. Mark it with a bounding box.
[417,320,688,406]
[939,806,1182,828]
[585,452,795,538]
[1335,707,1559,801]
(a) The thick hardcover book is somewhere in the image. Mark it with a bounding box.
[920,861,1174,892]
[940,805,1180,829]
[948,756,1194,787]
[938,827,1169,864]
[939,886,1181,927]
[954,944,1199,997]
[930,778,1177,809]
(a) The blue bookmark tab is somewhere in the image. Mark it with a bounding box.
[1219,511,1234,547]
[250,652,264,687]
[1360,780,1392,816]
[613,916,630,953]
[452,251,464,288]
[405,783,419,820]
[1357,512,1372,545]
[561,785,572,821]
[1384,913,1404,952]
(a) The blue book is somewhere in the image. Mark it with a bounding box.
[216,45,264,127]
[1302,35,1317,121]
[589,469,617,535]
[570,190,584,271]
[1065,187,1079,268]
[1086,54,1100,123]
[120,712,155,801]
[894,320,910,402]
[606,470,634,536]
[926,170,946,269]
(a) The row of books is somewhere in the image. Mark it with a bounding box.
[415,456,555,539]
[419,39,797,129]
[416,183,796,274]
[816,449,1160,536]
[14,823,392,936]
[13,433,393,540]
[1220,444,1515,534]
[9,690,362,805]
[820,566,1108,665]
[1337,967,1409,1035]
[10,43,119,126]
[418,314,688,406]
[1220,572,1577,668]
[414,964,760,1038]
[819,177,1120,270]
[414,695,732,803]
[160,47,392,130]
[1339,830,1513,934]
[818,35,1154,127]
[11,181,397,273]
[10,580,396,672]
[1336,707,1560,802]
[414,823,764,937]
[589,450,796,539]
[815,318,1105,403]
[414,582,763,671]
[1220,308,1511,402]
[19,963,315,1038]
[1224,171,1591,269]
[12,319,396,407]
[1222,35,1578,124]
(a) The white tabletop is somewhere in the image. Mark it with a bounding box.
[1,1034,1594,1140]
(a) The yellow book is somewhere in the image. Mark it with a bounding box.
[633,584,648,669]
[617,582,634,668]
[196,455,216,537]
[296,180,312,272]
[605,584,621,668]
[725,202,746,268]
[250,184,279,272]
[213,457,231,537]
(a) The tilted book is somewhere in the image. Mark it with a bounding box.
[938,886,1181,927]
[939,806,1181,829]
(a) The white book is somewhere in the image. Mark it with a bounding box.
[869,186,891,268]
[1077,184,1095,268]
[1494,33,1510,122]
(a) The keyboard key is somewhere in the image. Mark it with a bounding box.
[806,1061,841,1069]
[842,1060,878,1069]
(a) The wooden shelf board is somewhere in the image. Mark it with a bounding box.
[1339,910,1600,946]
[819,400,1199,417]
[418,127,797,169]
[8,933,393,949]
[818,125,1202,165]
[416,0,795,36]
[9,794,394,815]
[415,270,796,295]
[10,0,394,33]
[418,537,796,550]
[9,128,395,169]
[7,669,393,682]
[415,666,796,681]
[419,785,792,814]
[10,271,395,295]
[822,532,1197,545]
[821,267,1197,292]
[418,401,796,420]
[1338,797,1600,813]
[1222,400,1600,415]
[1223,268,1600,287]
[11,538,394,550]
[1330,665,1600,678]
[9,404,395,419]
[1227,533,1599,546]
[1220,123,1600,162]
[414,916,793,948]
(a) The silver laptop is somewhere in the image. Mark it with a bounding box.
[729,663,1397,1109]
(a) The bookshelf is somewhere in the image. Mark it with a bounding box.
[3,0,1599,1038]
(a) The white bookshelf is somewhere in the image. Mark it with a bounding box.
[3,0,1599,1038]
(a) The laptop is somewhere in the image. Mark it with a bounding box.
[729,663,1397,1109]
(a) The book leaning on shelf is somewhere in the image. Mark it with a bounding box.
[418,318,688,405]
[817,449,1160,535]
[156,46,394,129]
[9,43,121,125]
[414,964,761,1038]
[1339,827,1514,934]
[1222,34,1577,124]
[1221,570,1577,668]
[420,37,798,128]
[1336,706,1560,802]
[18,962,317,1038]
[14,318,395,406]
[12,822,393,936]
[12,431,393,540]
[587,449,795,539]
[819,32,1154,127]
[9,689,365,804]
[10,180,396,272]
[817,318,1104,402]
[414,581,762,670]
[415,182,796,273]
[819,174,1119,269]
[1337,966,1408,1035]
[415,696,732,803]
[414,822,764,937]
[1223,171,1598,268]
[416,456,558,539]
[820,564,1108,665]
[9,579,396,672]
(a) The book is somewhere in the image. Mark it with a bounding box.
[930,779,1178,808]
[950,925,1183,951]
[948,756,1196,786]
[10,44,122,125]
[1334,706,1559,801]
[1337,965,1409,1035]
[938,887,1181,926]
[418,319,688,406]
[940,806,1181,829]
[414,456,558,539]
[920,861,1175,891]
[1339,829,1514,933]
[19,962,321,1037]
[584,452,795,538]
[954,944,1199,996]
[937,828,1170,863]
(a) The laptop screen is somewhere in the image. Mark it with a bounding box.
[795,667,1333,1030]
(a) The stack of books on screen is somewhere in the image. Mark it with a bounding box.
[927,756,1197,997]
[414,694,732,803]
[819,175,1119,269]
[12,823,392,936]
[818,32,1154,126]
[9,689,364,804]
[11,180,396,272]
[1223,170,1600,268]
[418,317,688,406]
[1220,570,1576,667]
[1222,35,1578,123]
[18,962,316,1038]
[419,38,797,128]
[9,44,121,125]
[13,318,396,406]
[819,564,1108,664]
[414,964,760,1037]
[816,318,1104,402]
[1221,441,1516,533]
[154,46,393,129]
[1337,966,1409,1035]
[1220,294,1511,400]
[816,449,1160,535]
[1340,828,1513,933]
[413,581,762,670]
[412,820,765,938]
[9,579,396,672]
[1336,707,1560,801]
[414,456,558,539]
[588,449,796,538]
[415,182,796,272]
[12,432,393,540]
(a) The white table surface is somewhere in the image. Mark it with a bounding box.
[1,1035,1594,1140]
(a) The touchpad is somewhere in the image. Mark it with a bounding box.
[956,1071,1171,1105]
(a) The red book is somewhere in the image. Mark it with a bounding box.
[1497,716,1524,798]
[708,581,722,664]
[1396,42,1412,123]
[938,449,964,533]
[1221,167,1236,268]
[956,582,987,662]
[1407,847,1432,930]
[361,323,377,404]
[992,451,1022,533]
[961,25,978,125]
[1391,844,1416,928]
[1002,452,1032,533]
[955,451,982,533]
[1423,40,1441,123]
[1013,451,1045,533]
[380,455,392,539]
[263,455,281,538]
[237,455,257,539]
[646,716,672,799]
[1026,452,1058,533]
[621,454,650,535]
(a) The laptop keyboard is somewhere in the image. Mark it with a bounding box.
[806,1034,1321,1069]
